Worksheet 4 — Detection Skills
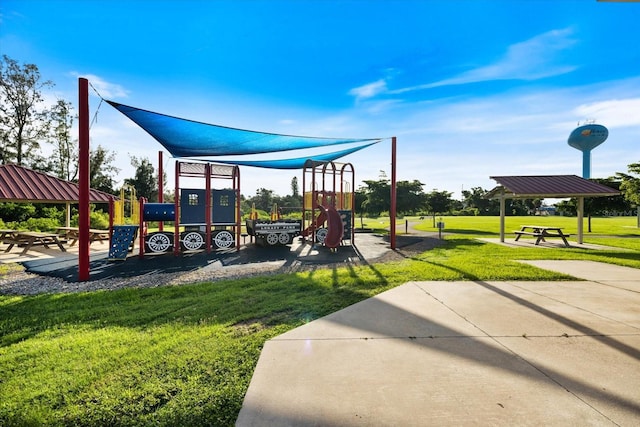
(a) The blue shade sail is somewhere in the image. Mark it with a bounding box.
[210,142,379,169]
[107,101,382,158]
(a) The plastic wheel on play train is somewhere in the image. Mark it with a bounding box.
[265,232,280,246]
[212,230,235,249]
[277,233,292,245]
[180,231,206,251]
[144,232,174,253]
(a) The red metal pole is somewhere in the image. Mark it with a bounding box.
[174,160,180,256]
[235,166,241,251]
[78,78,90,281]
[205,163,212,253]
[108,196,114,243]
[139,197,145,259]
[390,136,397,250]
[158,150,163,232]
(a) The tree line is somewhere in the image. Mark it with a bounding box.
[1,55,639,224]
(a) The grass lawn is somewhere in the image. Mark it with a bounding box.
[1,216,638,426]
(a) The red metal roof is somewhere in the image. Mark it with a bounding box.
[0,164,115,203]
[488,175,620,198]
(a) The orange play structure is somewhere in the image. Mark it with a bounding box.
[301,160,355,250]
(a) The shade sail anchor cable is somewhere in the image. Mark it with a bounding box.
[88,81,105,129]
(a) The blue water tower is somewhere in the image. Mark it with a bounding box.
[567,123,608,178]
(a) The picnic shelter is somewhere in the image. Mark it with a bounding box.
[487,175,620,244]
[0,164,115,227]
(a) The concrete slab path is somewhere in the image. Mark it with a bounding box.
[237,262,640,426]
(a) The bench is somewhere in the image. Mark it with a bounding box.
[514,230,540,237]
[514,226,571,247]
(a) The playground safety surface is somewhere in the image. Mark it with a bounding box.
[9,232,444,284]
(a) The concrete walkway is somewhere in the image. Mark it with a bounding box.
[237,261,640,426]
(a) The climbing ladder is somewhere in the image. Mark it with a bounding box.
[108,225,139,261]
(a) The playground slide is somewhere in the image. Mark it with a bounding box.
[321,205,344,248]
[301,204,343,248]
[301,208,327,237]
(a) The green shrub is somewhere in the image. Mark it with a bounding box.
[71,210,110,229]
[452,208,479,216]
[36,205,65,222]
[242,209,270,220]
[0,202,36,222]
[20,217,61,232]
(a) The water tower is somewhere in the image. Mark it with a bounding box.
[567,123,608,178]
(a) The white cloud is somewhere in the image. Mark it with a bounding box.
[348,79,387,101]
[392,28,578,94]
[69,72,129,99]
[573,98,640,128]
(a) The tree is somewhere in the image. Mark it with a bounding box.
[290,176,300,197]
[617,162,640,228]
[0,55,53,166]
[508,198,540,216]
[425,190,453,226]
[396,180,427,215]
[49,99,78,181]
[616,162,640,206]
[248,188,275,212]
[356,179,429,216]
[555,177,632,231]
[89,145,119,194]
[359,179,390,216]
[462,187,500,215]
[124,156,158,202]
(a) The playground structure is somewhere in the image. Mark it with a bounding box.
[301,160,354,249]
[108,160,241,260]
[245,202,303,246]
[107,157,355,259]
[78,78,397,279]
[244,160,355,249]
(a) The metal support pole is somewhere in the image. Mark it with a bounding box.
[390,136,397,249]
[174,161,180,256]
[78,78,90,281]
[205,163,212,253]
[158,151,164,232]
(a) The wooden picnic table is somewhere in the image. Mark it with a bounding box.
[57,227,110,246]
[514,225,571,247]
[2,231,67,255]
[0,229,16,240]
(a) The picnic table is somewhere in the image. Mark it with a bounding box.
[0,229,16,240]
[57,227,110,246]
[514,225,570,247]
[1,230,67,255]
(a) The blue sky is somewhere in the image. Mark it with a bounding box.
[1,0,639,199]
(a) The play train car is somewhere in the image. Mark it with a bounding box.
[245,219,303,246]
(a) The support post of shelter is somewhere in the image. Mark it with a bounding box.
[65,202,71,228]
[390,136,397,250]
[499,195,506,242]
[577,196,584,244]
[78,77,90,281]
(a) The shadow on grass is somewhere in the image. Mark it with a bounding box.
[0,258,393,347]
